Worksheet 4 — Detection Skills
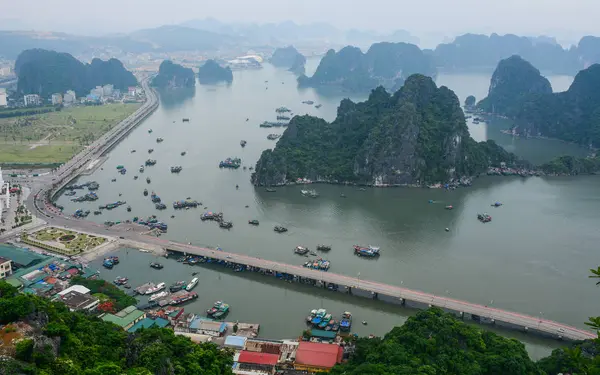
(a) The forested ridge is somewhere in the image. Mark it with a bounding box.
[15,49,137,98]
[197,59,233,84]
[151,60,196,89]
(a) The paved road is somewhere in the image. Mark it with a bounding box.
[7,75,595,343]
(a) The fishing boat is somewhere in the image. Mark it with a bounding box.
[311,309,327,325]
[148,129,153,133]
[306,309,318,323]
[491,202,503,207]
[169,281,187,293]
[145,282,166,295]
[127,206,132,212]
[219,221,233,229]
[139,166,144,173]
[294,246,310,255]
[274,225,288,233]
[267,134,281,140]
[315,104,322,109]
[148,291,169,302]
[186,277,199,291]
[146,177,151,184]
[276,115,291,120]
[113,276,128,285]
[445,205,453,210]
[64,191,76,196]
[170,166,183,173]
[156,138,164,143]
[303,258,330,271]
[265,188,277,192]
[134,176,138,180]
[302,100,314,105]
[478,213,492,223]
[301,189,319,198]
[93,210,102,215]
[148,149,154,153]
[340,311,352,331]
[211,303,230,319]
[206,301,223,315]
[181,151,186,156]
[248,219,260,225]
[131,149,136,153]
[240,140,247,147]
[219,157,242,169]
[143,189,148,196]
[145,159,156,166]
[182,118,190,122]
[353,245,381,257]
[150,262,164,269]
[316,245,331,251]
[170,291,198,305]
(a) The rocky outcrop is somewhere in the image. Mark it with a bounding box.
[197,59,233,84]
[270,46,306,74]
[252,74,517,186]
[151,60,195,89]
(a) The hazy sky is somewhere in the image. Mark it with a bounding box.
[3,0,598,40]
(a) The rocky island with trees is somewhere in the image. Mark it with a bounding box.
[151,60,195,89]
[270,46,306,74]
[297,42,436,92]
[252,74,524,187]
[197,59,233,84]
[15,49,137,98]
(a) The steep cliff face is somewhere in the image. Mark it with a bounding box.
[197,59,233,84]
[477,55,552,116]
[151,60,195,89]
[252,75,513,186]
[297,42,436,92]
[270,46,306,72]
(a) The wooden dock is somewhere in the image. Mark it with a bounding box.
[161,240,595,342]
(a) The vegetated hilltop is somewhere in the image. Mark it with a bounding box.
[197,59,233,84]
[330,308,542,375]
[477,55,552,117]
[270,46,306,74]
[15,49,137,98]
[479,56,600,147]
[151,60,196,89]
[252,74,522,187]
[0,280,233,375]
[297,42,437,92]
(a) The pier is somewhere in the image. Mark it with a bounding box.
[162,240,595,342]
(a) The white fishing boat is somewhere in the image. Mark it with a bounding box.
[145,282,166,295]
[186,277,199,291]
[148,290,169,302]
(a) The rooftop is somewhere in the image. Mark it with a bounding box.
[295,342,342,369]
[238,350,279,366]
[310,329,337,339]
[58,285,90,296]
[102,306,145,328]
[59,291,98,311]
[0,256,10,264]
[127,317,169,333]
[190,318,226,333]
[224,335,247,348]
[0,244,46,268]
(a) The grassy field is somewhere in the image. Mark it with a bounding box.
[0,103,141,164]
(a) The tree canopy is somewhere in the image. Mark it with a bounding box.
[15,49,138,98]
[0,280,233,375]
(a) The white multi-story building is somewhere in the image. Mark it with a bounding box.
[0,88,7,107]
[0,257,12,279]
[23,94,41,106]
[0,67,12,76]
[90,86,103,98]
[51,93,63,105]
[102,84,113,96]
[63,90,76,104]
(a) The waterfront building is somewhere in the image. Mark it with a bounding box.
[234,351,279,374]
[101,306,146,330]
[56,285,98,312]
[293,342,343,373]
[127,317,170,333]
[0,168,9,223]
[0,257,12,279]
[23,94,41,106]
[0,88,7,107]
[51,93,63,105]
[224,335,247,350]
[189,317,227,337]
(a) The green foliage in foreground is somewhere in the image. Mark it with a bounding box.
[539,155,600,175]
[71,276,137,311]
[0,281,233,375]
[331,308,543,375]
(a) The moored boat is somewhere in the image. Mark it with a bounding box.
[248,219,260,225]
[145,282,166,295]
[340,311,352,332]
[240,140,247,147]
[169,281,187,293]
[294,246,310,255]
[353,245,381,257]
[148,290,169,302]
[219,221,233,229]
[150,262,164,269]
[143,189,148,196]
[211,303,230,319]
[477,213,492,223]
[186,277,199,291]
[113,276,128,285]
[316,245,331,251]
[274,225,288,233]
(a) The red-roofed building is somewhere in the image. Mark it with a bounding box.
[294,342,343,372]
[237,350,279,373]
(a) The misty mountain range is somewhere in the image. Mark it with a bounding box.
[1,18,600,75]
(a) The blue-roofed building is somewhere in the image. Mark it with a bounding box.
[127,317,170,333]
[224,335,247,350]
[189,317,227,337]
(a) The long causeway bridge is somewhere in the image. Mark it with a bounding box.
[160,239,595,342]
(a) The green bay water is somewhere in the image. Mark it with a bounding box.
[56,60,598,358]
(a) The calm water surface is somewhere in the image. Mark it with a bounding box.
[56,62,598,358]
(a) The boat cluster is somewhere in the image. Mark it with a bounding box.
[303,258,331,271]
[201,211,233,229]
[276,115,290,121]
[306,309,352,332]
[117,165,127,175]
[275,106,291,113]
[71,192,98,202]
[274,225,287,233]
[145,159,157,166]
[73,209,90,218]
[103,256,120,269]
[301,189,319,198]
[156,137,164,143]
[219,157,242,169]
[99,200,126,210]
[477,213,492,223]
[170,166,182,173]
[259,121,288,128]
[173,199,200,209]
[206,301,230,319]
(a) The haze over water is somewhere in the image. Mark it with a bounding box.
[56,59,599,358]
